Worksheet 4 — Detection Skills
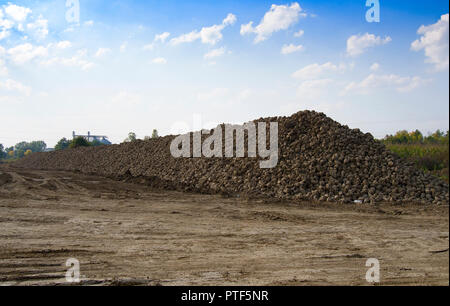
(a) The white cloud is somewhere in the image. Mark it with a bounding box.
[240,3,304,43]
[84,20,94,26]
[200,24,226,45]
[294,29,304,37]
[0,4,35,40]
[370,62,380,71]
[154,32,170,43]
[54,41,72,49]
[346,33,392,56]
[222,13,237,26]
[411,13,449,71]
[7,43,48,64]
[0,11,14,40]
[281,43,303,54]
[0,10,14,29]
[342,73,427,95]
[240,22,253,36]
[40,49,94,71]
[152,57,167,64]
[0,28,9,40]
[296,79,333,99]
[95,48,111,58]
[170,30,200,45]
[292,62,340,80]
[0,78,31,96]
[204,47,226,59]
[4,4,31,22]
[26,15,48,39]
[170,13,236,46]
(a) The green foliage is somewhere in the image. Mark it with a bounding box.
[383,129,449,145]
[151,129,159,138]
[55,138,71,151]
[14,141,47,154]
[69,137,91,148]
[383,129,449,183]
[124,132,137,142]
[0,144,5,159]
[56,137,105,150]
[16,149,25,158]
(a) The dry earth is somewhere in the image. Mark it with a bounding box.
[0,164,448,286]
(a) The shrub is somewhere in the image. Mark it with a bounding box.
[55,138,71,150]
[386,143,449,183]
[69,137,91,148]
[124,132,137,143]
[0,144,5,159]
[152,129,159,138]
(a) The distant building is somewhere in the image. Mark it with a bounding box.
[72,131,112,145]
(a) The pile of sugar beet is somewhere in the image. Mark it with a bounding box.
[16,111,449,204]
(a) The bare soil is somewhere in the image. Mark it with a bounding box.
[0,165,448,286]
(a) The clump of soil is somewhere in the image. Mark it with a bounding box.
[0,172,12,186]
[15,110,449,204]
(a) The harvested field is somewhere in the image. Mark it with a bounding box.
[15,111,449,205]
[0,165,448,286]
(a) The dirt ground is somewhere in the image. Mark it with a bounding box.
[0,164,448,286]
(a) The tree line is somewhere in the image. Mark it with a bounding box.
[54,137,107,150]
[381,129,449,145]
[1,129,161,161]
[0,141,47,160]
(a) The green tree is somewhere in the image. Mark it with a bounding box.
[55,138,71,151]
[14,141,47,153]
[124,132,137,142]
[0,144,6,159]
[409,130,423,143]
[14,142,28,152]
[383,129,449,145]
[151,129,159,139]
[29,141,47,152]
[16,149,25,158]
[69,137,91,148]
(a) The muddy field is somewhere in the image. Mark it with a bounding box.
[0,164,448,286]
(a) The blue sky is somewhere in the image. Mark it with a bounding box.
[1,0,448,147]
